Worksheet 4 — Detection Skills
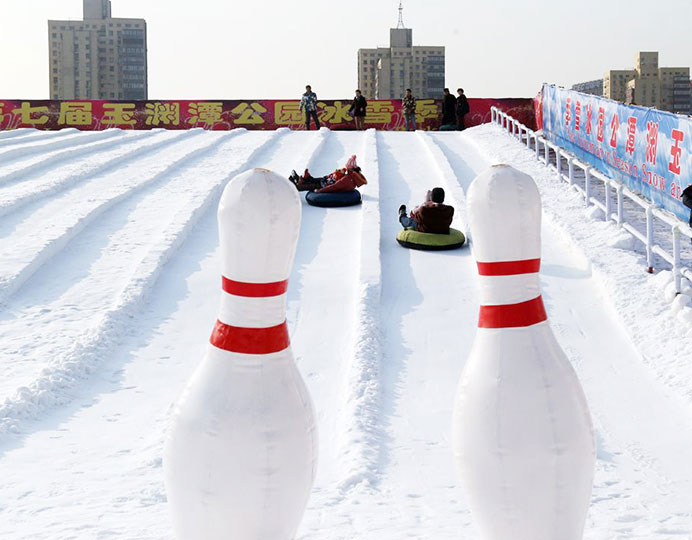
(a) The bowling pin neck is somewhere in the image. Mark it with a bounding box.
[211,276,290,355]
[476,258,547,329]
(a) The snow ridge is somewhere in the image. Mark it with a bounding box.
[0,130,191,218]
[0,129,116,165]
[335,128,384,493]
[0,129,283,440]
[0,129,217,306]
[0,129,131,188]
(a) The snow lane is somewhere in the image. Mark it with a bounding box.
[344,131,478,538]
[0,128,72,147]
[0,129,213,305]
[0,130,333,539]
[282,131,368,519]
[541,221,692,539]
[0,129,268,402]
[434,129,692,539]
[0,128,120,167]
[0,130,185,218]
[0,128,132,188]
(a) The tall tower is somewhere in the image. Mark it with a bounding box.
[397,1,405,29]
[356,1,445,99]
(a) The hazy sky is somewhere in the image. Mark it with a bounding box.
[2,0,692,100]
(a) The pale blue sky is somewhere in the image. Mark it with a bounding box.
[2,0,691,99]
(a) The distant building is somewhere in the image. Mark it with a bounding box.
[357,3,444,99]
[48,0,147,100]
[603,52,690,114]
[571,79,603,96]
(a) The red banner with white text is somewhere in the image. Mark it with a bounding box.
[0,98,536,131]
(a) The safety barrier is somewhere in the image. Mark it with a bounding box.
[490,106,692,294]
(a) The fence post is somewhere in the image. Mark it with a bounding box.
[567,157,574,185]
[604,182,612,222]
[556,149,562,178]
[616,184,624,226]
[492,108,496,123]
[535,135,540,159]
[646,205,654,273]
[584,168,591,206]
[544,139,549,165]
[526,130,531,149]
[673,225,682,293]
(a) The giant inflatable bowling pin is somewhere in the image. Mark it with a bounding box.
[452,165,595,540]
[164,168,318,540]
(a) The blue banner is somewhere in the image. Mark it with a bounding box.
[542,84,692,221]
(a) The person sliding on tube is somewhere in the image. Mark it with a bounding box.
[289,155,367,193]
[399,187,454,234]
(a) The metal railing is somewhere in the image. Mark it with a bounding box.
[490,107,692,294]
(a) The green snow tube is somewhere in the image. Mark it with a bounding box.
[396,228,466,251]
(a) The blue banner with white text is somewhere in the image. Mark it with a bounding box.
[542,84,691,221]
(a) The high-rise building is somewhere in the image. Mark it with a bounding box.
[357,3,445,99]
[603,52,691,114]
[48,0,148,100]
[571,79,603,97]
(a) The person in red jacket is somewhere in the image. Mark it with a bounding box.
[289,155,367,192]
[398,187,454,234]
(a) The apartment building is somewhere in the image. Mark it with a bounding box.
[357,21,445,100]
[48,0,147,100]
[603,52,690,114]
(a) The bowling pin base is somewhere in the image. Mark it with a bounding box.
[164,346,318,540]
[452,324,595,540]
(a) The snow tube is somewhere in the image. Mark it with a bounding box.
[397,228,465,251]
[305,189,362,208]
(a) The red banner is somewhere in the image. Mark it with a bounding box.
[0,98,536,131]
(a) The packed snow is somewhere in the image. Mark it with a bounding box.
[0,124,690,539]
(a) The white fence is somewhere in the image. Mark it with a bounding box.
[490,106,692,294]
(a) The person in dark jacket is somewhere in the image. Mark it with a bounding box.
[456,88,470,131]
[350,89,367,131]
[300,85,320,130]
[682,185,692,244]
[398,187,454,234]
[403,89,417,131]
[442,88,457,127]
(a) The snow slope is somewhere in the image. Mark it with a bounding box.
[0,126,690,540]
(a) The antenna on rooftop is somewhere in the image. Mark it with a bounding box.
[397,0,405,29]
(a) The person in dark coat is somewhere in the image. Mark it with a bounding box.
[456,88,470,131]
[682,185,692,244]
[442,88,457,127]
[398,187,454,234]
[350,89,367,130]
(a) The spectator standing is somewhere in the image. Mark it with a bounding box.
[300,84,320,130]
[442,88,457,127]
[350,89,368,131]
[456,88,470,131]
[403,88,417,131]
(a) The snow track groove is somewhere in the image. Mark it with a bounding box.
[0,129,120,166]
[0,130,192,218]
[0,129,133,188]
[0,129,282,439]
[0,129,217,305]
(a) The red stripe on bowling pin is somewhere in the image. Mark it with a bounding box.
[211,278,290,354]
[476,258,541,276]
[477,258,546,328]
[479,296,547,328]
[222,277,288,297]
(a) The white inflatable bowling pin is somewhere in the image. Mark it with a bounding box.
[452,165,595,540]
[164,168,318,540]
